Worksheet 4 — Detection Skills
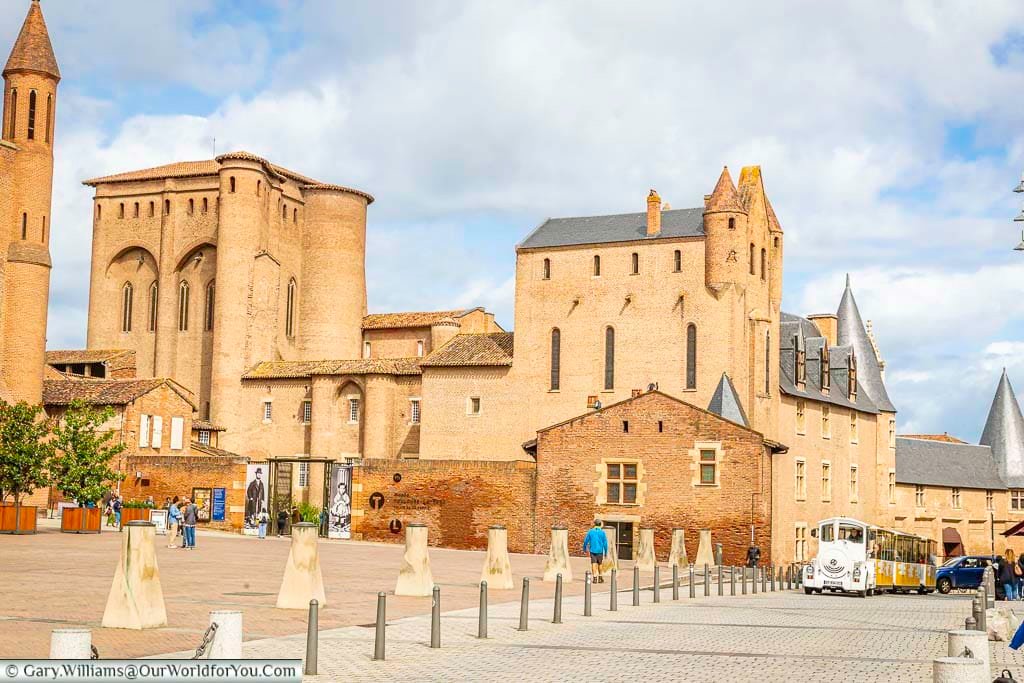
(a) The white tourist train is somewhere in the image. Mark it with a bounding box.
[802,516,937,597]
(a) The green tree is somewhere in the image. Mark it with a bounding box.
[0,401,53,509]
[49,400,125,509]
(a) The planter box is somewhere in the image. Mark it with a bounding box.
[0,504,38,534]
[119,507,152,528]
[61,507,102,534]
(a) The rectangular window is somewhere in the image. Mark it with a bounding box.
[850,411,858,443]
[410,398,421,424]
[795,400,806,435]
[915,484,925,507]
[298,462,309,488]
[888,472,896,505]
[139,414,150,448]
[699,449,716,485]
[795,460,806,500]
[849,465,859,502]
[986,489,994,511]
[821,404,831,439]
[606,462,638,504]
[262,401,272,423]
[795,524,807,562]
[951,487,961,509]
[888,418,896,448]
[1013,490,1024,511]
[151,415,163,448]
[363,341,371,359]
[349,398,360,423]
[416,340,424,357]
[821,462,831,502]
[197,430,211,446]
[170,416,184,450]
[302,400,312,424]
[467,396,481,415]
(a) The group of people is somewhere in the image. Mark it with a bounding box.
[997,548,1024,600]
[102,494,122,528]
[164,496,199,550]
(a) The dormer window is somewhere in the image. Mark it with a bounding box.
[820,345,831,393]
[794,334,806,388]
[848,351,857,401]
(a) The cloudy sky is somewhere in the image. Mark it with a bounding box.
[7,0,1024,440]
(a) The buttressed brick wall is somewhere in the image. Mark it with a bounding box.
[534,391,773,566]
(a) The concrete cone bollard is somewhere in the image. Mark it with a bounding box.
[668,528,688,569]
[50,629,92,659]
[481,525,514,590]
[207,611,243,659]
[101,521,167,629]
[635,528,656,572]
[600,527,619,574]
[543,526,572,583]
[947,630,989,676]
[276,523,327,609]
[395,523,434,597]
[694,529,715,567]
[932,657,986,683]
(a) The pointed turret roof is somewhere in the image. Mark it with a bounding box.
[708,373,749,427]
[4,1,60,81]
[765,195,783,233]
[980,370,1024,487]
[705,166,745,214]
[836,276,896,412]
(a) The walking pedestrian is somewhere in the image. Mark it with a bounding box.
[258,510,268,539]
[166,496,182,548]
[104,498,115,528]
[582,520,609,583]
[112,495,122,529]
[277,508,288,537]
[999,549,1021,600]
[182,497,198,550]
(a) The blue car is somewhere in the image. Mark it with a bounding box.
[935,555,1002,596]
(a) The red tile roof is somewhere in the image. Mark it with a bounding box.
[43,378,196,409]
[362,310,467,330]
[420,333,514,367]
[3,0,60,80]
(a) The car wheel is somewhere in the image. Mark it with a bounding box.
[859,590,868,598]
[804,587,814,595]
[936,578,952,594]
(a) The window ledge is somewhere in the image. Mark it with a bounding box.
[347,420,359,425]
[601,389,615,394]
[262,420,272,425]
[694,483,720,488]
[548,389,560,393]
[681,388,697,393]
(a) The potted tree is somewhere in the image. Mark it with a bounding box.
[50,400,125,534]
[0,401,53,534]
[120,499,154,527]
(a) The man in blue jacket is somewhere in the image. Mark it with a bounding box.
[583,520,609,583]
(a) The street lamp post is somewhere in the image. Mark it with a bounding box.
[1014,173,1024,250]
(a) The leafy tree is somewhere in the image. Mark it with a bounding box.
[0,401,53,507]
[49,400,125,508]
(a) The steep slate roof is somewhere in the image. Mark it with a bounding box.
[707,373,749,427]
[518,207,704,250]
[895,437,1007,490]
[362,310,467,330]
[837,276,896,412]
[242,358,422,380]
[43,378,196,409]
[980,369,1024,488]
[420,333,514,367]
[3,0,60,80]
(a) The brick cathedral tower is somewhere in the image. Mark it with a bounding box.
[0,0,59,404]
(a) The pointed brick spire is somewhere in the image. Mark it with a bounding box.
[705,166,745,213]
[4,1,60,81]
[765,195,783,233]
[980,369,1024,487]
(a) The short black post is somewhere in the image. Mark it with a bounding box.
[689,564,695,599]
[730,566,736,596]
[610,569,618,611]
[517,577,530,631]
[430,585,441,649]
[654,565,661,603]
[632,566,640,607]
[752,566,758,594]
[373,592,386,661]
[553,574,563,624]
[761,566,767,593]
[672,564,679,601]
[777,566,783,590]
[717,565,723,596]
[770,565,776,592]
[742,567,748,595]
[704,564,710,597]
[478,581,488,639]
[304,599,318,676]
[584,571,592,617]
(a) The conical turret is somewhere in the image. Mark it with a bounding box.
[836,276,895,412]
[3,0,60,81]
[705,167,745,214]
[980,370,1024,486]
[707,372,748,427]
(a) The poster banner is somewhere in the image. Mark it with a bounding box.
[244,463,268,536]
[327,465,352,540]
[212,488,226,522]
[192,487,212,523]
[149,508,168,536]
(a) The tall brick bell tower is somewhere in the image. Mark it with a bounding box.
[1,0,60,404]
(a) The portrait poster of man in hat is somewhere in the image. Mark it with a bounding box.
[244,464,267,534]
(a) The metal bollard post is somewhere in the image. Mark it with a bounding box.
[730,566,736,596]
[555,573,565,620]
[689,564,695,599]
[478,581,488,639]
[976,593,987,633]
[752,566,758,594]
[762,566,767,593]
[304,599,318,676]
[518,578,530,631]
[786,566,792,590]
[770,565,776,592]
[704,564,710,597]
[373,592,386,661]
[632,566,640,606]
[584,571,592,617]
[965,615,977,632]
[718,565,723,596]
[672,564,679,601]
[610,569,618,612]
[430,585,441,649]
[742,567,748,595]
[778,566,784,590]
[654,565,661,603]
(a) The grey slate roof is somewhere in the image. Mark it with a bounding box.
[518,207,705,249]
[980,370,1024,488]
[895,437,1007,490]
[707,373,748,427]
[837,277,896,412]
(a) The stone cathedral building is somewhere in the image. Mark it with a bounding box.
[5,0,1024,563]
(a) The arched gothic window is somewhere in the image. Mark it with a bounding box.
[686,324,697,390]
[550,328,561,391]
[604,326,615,390]
[204,281,215,331]
[293,208,298,224]
[26,90,35,140]
[761,248,767,281]
[178,281,190,331]
[121,282,133,333]
[285,279,297,338]
[148,282,158,332]
[631,252,639,274]
[749,243,755,275]
[542,258,551,280]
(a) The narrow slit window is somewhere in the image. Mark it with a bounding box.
[122,282,133,332]
[293,208,298,224]
[749,243,755,275]
[202,197,208,214]
[27,90,35,140]
[728,216,735,230]
[8,89,16,139]
[764,330,771,395]
[148,282,158,332]
[164,199,171,215]
[45,94,51,143]
[178,281,190,331]
[604,326,614,390]
[41,215,46,242]
[229,177,236,193]
[593,254,601,276]
[542,258,550,280]
[631,252,639,274]
[148,201,155,217]
[761,248,767,280]
[119,203,125,219]
[686,324,697,389]
[133,202,139,218]
[673,250,681,272]
[188,198,194,215]
[21,213,27,240]
[285,279,296,338]
[204,281,215,331]
[550,328,561,391]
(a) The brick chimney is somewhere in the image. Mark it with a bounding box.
[646,189,661,237]
[807,313,838,348]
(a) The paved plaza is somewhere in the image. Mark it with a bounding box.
[5,523,1024,681]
